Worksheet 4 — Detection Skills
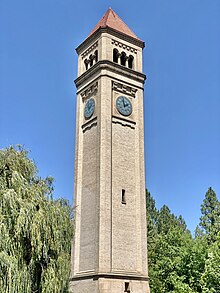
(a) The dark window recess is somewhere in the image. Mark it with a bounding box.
[113,48,119,63]
[124,282,130,292]
[122,189,126,204]
[89,55,93,67]
[128,55,134,69]
[94,50,98,62]
[120,52,126,66]
[84,59,89,70]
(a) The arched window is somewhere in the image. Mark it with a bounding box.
[120,52,126,66]
[128,55,134,69]
[89,55,93,67]
[94,50,98,63]
[113,48,119,63]
[84,59,89,70]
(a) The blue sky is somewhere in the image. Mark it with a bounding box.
[0,0,220,233]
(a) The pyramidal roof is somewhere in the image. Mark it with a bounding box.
[88,8,142,41]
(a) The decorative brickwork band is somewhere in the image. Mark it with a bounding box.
[112,81,137,97]
[112,39,137,54]
[81,81,98,100]
[81,41,98,59]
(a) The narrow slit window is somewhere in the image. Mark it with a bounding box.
[124,282,130,292]
[122,189,126,204]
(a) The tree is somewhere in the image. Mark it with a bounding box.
[146,189,158,245]
[181,235,207,293]
[199,187,220,243]
[156,205,187,235]
[201,233,220,293]
[148,224,194,293]
[0,146,73,292]
[198,188,220,292]
[146,190,196,293]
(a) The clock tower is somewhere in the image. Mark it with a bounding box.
[70,8,150,293]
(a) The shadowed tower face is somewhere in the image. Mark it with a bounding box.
[70,8,150,293]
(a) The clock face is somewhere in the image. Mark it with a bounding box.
[84,98,95,119]
[116,96,132,116]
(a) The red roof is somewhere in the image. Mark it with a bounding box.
[88,8,141,41]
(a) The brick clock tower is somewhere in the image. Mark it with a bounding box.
[70,8,150,293]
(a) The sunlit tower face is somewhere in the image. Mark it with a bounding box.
[70,8,150,293]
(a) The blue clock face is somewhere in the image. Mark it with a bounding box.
[84,98,95,119]
[116,96,132,116]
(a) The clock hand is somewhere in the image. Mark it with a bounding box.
[123,97,125,107]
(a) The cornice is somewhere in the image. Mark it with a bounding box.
[74,60,146,88]
[70,272,149,282]
[76,27,145,55]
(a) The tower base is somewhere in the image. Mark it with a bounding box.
[69,273,150,293]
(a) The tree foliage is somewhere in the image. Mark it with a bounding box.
[199,187,220,244]
[0,146,73,292]
[147,188,220,293]
[1,145,219,292]
[201,233,220,293]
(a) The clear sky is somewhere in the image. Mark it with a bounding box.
[1,0,220,234]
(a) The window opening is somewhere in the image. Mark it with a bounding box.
[124,282,130,292]
[122,189,126,204]
[120,52,126,66]
[84,59,89,70]
[89,55,93,67]
[113,48,119,63]
[94,50,98,62]
[128,55,134,69]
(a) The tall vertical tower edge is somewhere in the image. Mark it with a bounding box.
[70,8,150,293]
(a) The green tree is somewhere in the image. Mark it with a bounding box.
[148,225,194,293]
[0,146,73,292]
[182,235,207,293]
[201,233,220,293]
[156,205,187,235]
[199,187,220,243]
[198,188,220,292]
[146,189,158,245]
[146,190,207,293]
